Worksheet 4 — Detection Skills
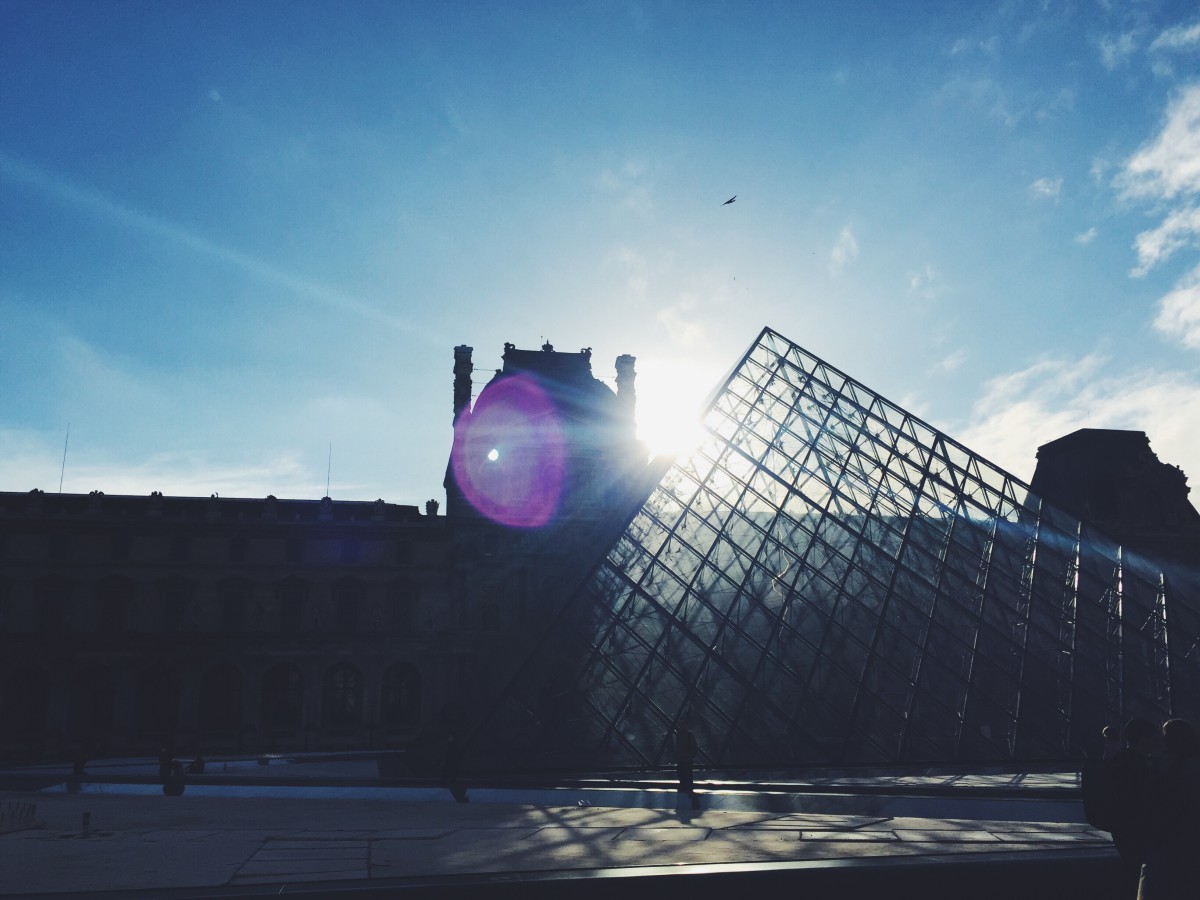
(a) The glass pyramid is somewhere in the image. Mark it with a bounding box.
[480,328,1199,770]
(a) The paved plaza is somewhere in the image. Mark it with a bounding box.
[0,780,1115,897]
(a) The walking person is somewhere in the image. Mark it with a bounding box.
[1138,719,1200,899]
[1102,725,1122,761]
[674,717,699,810]
[1105,718,1159,897]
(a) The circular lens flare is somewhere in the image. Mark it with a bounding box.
[450,374,567,528]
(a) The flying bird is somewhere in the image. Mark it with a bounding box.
[723,195,737,205]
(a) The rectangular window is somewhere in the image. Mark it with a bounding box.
[170,535,190,563]
[285,537,304,564]
[111,533,130,562]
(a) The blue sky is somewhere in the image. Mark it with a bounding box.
[2,0,1199,505]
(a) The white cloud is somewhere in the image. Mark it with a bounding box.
[1090,156,1113,184]
[1117,84,1200,202]
[930,348,968,375]
[907,263,940,298]
[956,356,1200,486]
[596,159,653,214]
[949,36,998,57]
[1150,21,1200,52]
[1099,32,1138,70]
[606,244,651,300]
[656,295,705,347]
[938,77,1020,128]
[1115,84,1200,350]
[1153,262,1200,348]
[829,225,859,277]
[208,88,222,103]
[1131,204,1200,275]
[1029,176,1063,200]
[1074,227,1098,245]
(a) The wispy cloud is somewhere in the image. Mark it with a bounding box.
[596,159,653,214]
[930,348,968,375]
[1116,84,1200,202]
[829,225,859,277]
[1074,227,1098,245]
[1098,31,1139,70]
[956,355,1200,484]
[656,295,705,347]
[1131,205,1200,275]
[949,36,999,57]
[606,244,651,301]
[1153,263,1200,348]
[1150,20,1200,52]
[937,77,1020,128]
[1029,176,1063,200]
[0,152,439,344]
[908,264,938,295]
[1115,84,1200,348]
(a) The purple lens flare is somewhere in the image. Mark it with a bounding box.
[450,374,567,528]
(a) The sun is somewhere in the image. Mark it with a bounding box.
[633,357,715,460]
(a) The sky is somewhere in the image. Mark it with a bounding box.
[2,0,1199,507]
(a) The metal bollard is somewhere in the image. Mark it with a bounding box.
[82,811,90,835]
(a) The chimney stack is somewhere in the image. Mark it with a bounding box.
[615,354,637,420]
[453,345,474,424]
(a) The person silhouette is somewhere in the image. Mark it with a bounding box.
[1139,719,1200,899]
[1105,717,1158,896]
[674,717,699,810]
[1102,725,1121,761]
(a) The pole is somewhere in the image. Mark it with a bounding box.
[58,424,70,493]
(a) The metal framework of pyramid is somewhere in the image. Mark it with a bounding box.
[479,327,1200,770]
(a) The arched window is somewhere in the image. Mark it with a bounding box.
[261,664,304,731]
[322,663,362,729]
[198,664,242,734]
[134,665,180,736]
[2,665,49,734]
[69,664,114,739]
[379,663,421,730]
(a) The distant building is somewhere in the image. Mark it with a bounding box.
[442,341,653,713]
[3,335,1197,772]
[0,340,653,765]
[0,491,451,761]
[1030,428,1200,569]
[472,329,1200,771]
